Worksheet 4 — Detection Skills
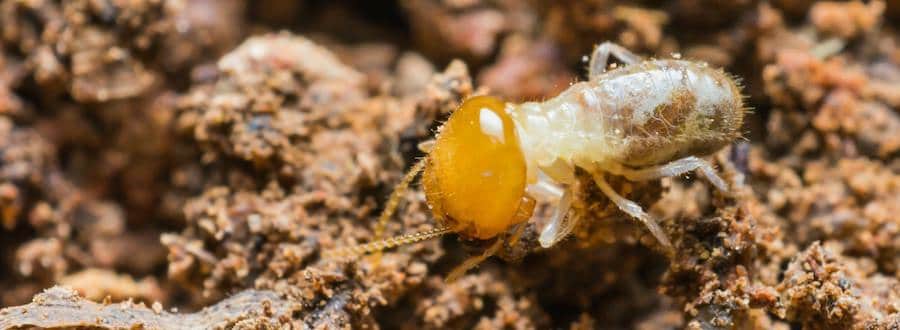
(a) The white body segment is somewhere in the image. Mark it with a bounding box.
[507,59,743,185]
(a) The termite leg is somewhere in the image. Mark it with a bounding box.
[525,172,578,248]
[446,196,533,282]
[592,173,672,249]
[506,221,528,248]
[417,139,435,152]
[589,41,642,78]
[606,156,729,193]
[527,171,565,201]
[446,235,505,283]
[538,189,577,248]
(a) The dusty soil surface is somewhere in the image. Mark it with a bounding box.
[1,0,898,329]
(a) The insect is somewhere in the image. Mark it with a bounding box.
[324,42,745,280]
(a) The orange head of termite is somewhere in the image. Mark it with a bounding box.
[322,96,535,273]
[421,95,535,240]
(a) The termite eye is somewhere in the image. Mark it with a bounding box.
[423,96,530,240]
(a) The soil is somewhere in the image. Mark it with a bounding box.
[0,0,898,329]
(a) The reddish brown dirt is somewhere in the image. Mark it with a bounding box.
[1,0,898,329]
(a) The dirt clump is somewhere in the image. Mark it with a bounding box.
[1,0,899,329]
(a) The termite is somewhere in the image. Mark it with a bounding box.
[324,42,745,280]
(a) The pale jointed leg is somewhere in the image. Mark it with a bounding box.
[447,222,527,282]
[538,188,578,248]
[525,170,582,248]
[417,139,435,153]
[526,170,566,202]
[445,194,534,281]
[446,233,505,283]
[589,41,642,78]
[605,156,729,193]
[592,173,672,249]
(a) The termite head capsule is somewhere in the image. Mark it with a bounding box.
[422,96,535,240]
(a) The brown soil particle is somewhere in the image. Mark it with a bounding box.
[1,0,163,101]
[400,0,535,64]
[1,1,899,329]
[0,286,298,329]
[809,1,886,40]
[0,117,56,230]
[779,242,859,329]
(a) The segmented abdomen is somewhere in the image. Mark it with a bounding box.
[586,59,744,166]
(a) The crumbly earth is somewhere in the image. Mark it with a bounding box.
[1,0,898,329]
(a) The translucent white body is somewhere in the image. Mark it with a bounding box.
[507,59,743,185]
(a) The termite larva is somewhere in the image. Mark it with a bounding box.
[325,42,745,280]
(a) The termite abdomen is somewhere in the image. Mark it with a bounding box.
[595,60,744,166]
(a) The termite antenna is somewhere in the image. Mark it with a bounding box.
[373,156,429,243]
[445,223,526,283]
[323,226,453,260]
